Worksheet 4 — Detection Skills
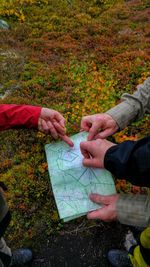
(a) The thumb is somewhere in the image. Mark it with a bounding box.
[80,141,92,158]
[83,158,98,168]
[89,194,113,205]
[95,128,115,139]
[88,122,100,141]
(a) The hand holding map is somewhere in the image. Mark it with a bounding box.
[45,132,116,222]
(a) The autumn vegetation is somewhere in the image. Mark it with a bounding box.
[0,0,150,248]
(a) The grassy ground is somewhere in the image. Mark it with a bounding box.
[0,0,150,266]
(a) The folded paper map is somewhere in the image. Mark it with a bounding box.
[45,132,116,222]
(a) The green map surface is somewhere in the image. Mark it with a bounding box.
[45,132,116,222]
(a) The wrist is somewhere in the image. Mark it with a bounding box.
[103,143,116,168]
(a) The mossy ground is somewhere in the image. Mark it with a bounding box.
[0,0,150,266]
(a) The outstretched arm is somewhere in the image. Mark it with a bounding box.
[87,193,150,227]
[80,77,150,139]
[104,136,150,187]
[0,104,73,146]
[0,104,41,130]
[106,77,150,130]
[80,136,150,187]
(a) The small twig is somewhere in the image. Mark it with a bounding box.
[63,223,102,235]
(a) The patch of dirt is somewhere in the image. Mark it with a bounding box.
[25,222,129,267]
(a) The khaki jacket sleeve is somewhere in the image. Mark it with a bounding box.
[106,77,150,129]
[116,194,150,227]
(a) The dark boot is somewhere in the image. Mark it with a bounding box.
[107,249,132,267]
[10,249,32,266]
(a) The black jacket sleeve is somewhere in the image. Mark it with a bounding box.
[104,136,150,187]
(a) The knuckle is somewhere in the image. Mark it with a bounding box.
[96,114,102,120]
[83,116,88,121]
[96,139,101,145]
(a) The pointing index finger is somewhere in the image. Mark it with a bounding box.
[59,134,74,147]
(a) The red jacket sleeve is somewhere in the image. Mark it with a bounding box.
[0,104,42,131]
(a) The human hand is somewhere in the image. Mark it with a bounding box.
[80,139,116,168]
[38,108,74,147]
[81,113,118,140]
[87,193,119,222]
